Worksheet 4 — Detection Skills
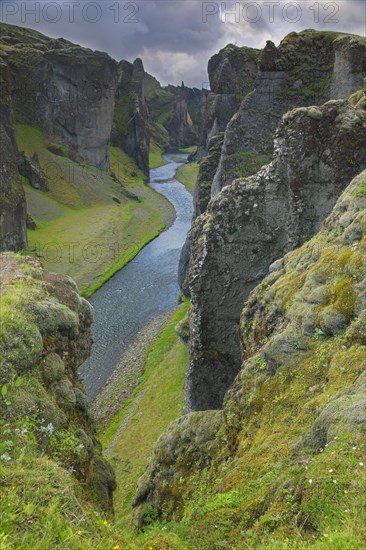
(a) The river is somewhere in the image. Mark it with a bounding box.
[79,153,193,401]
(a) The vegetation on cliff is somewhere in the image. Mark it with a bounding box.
[133,169,366,549]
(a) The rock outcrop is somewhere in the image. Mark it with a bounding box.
[167,84,198,148]
[1,23,117,170]
[179,45,259,294]
[198,44,259,159]
[145,76,203,150]
[17,152,49,192]
[134,167,366,548]
[0,254,116,509]
[112,58,150,175]
[186,93,366,411]
[0,57,27,252]
[213,31,366,195]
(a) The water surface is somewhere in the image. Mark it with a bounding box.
[79,154,193,400]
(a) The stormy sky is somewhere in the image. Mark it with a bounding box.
[0,0,365,87]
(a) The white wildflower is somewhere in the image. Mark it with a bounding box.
[0,453,11,462]
[40,423,54,436]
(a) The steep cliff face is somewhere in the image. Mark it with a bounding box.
[0,254,116,509]
[144,75,203,151]
[213,31,366,194]
[112,58,150,175]
[179,45,259,294]
[1,23,117,170]
[167,85,199,148]
[186,93,366,411]
[134,168,366,549]
[198,44,259,159]
[0,57,27,252]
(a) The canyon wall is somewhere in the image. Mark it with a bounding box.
[186,92,366,411]
[2,23,117,170]
[213,31,366,195]
[0,58,27,251]
[134,166,366,548]
[112,58,150,175]
[184,31,366,410]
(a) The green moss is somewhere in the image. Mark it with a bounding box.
[223,151,272,180]
[328,278,356,320]
[353,178,366,198]
[175,162,199,193]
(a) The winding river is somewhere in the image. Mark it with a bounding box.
[79,153,193,401]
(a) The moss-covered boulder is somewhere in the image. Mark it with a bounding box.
[0,254,116,510]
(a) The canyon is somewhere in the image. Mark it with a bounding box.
[0,23,365,550]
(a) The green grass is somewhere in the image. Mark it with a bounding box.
[103,302,190,528]
[170,157,186,164]
[175,162,199,194]
[149,139,168,169]
[223,150,272,180]
[179,146,197,154]
[15,125,174,297]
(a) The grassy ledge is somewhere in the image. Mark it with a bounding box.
[175,162,199,195]
[149,139,168,169]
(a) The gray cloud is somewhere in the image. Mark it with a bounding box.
[0,0,365,87]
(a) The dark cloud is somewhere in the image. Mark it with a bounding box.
[0,0,365,86]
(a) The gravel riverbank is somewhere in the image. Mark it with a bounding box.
[91,309,175,431]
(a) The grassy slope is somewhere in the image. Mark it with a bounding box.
[103,303,190,528]
[175,162,199,194]
[0,258,189,550]
[15,125,174,297]
[149,139,168,169]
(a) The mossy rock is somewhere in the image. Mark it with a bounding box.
[41,353,65,385]
[91,456,117,510]
[30,298,79,339]
[320,306,349,335]
[51,379,77,411]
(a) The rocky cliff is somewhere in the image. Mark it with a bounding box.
[186,92,366,411]
[198,43,259,159]
[167,84,199,148]
[178,44,259,292]
[1,23,117,170]
[213,31,366,195]
[0,254,116,510]
[0,52,27,252]
[112,58,150,175]
[144,75,203,150]
[134,166,366,548]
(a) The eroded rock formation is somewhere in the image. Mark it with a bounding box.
[0,58,27,251]
[186,92,366,411]
[213,31,366,195]
[112,58,150,175]
[1,23,117,169]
